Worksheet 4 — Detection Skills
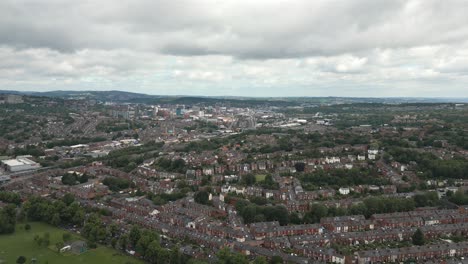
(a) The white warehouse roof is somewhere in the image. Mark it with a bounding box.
[2,158,37,167]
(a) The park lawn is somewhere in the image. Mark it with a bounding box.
[255,174,266,182]
[0,222,143,264]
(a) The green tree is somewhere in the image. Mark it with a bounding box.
[170,246,186,264]
[119,234,129,251]
[129,226,141,247]
[79,173,89,183]
[242,174,255,185]
[194,191,210,205]
[82,214,106,242]
[62,193,75,206]
[56,242,64,253]
[136,235,153,256]
[102,177,132,192]
[109,238,117,249]
[107,223,119,238]
[0,204,17,234]
[294,162,306,172]
[412,228,425,246]
[414,192,439,207]
[216,247,249,264]
[72,210,85,225]
[0,192,21,205]
[304,204,328,223]
[264,205,289,226]
[241,205,257,224]
[145,240,161,264]
[269,256,283,264]
[51,213,61,226]
[253,257,268,264]
[62,173,77,185]
[289,212,302,224]
[16,256,26,264]
[449,191,468,205]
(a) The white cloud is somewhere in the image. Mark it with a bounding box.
[0,0,467,96]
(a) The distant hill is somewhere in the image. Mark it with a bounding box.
[28,90,153,102]
[0,90,300,106]
[0,90,26,95]
[1,90,468,104]
[128,96,299,107]
[1,89,151,101]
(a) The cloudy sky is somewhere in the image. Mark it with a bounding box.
[1,0,468,97]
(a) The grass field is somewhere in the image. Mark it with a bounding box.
[255,174,266,182]
[0,222,143,264]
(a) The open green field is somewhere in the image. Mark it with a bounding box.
[0,222,143,264]
[255,174,266,182]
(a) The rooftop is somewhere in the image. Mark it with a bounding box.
[2,158,37,167]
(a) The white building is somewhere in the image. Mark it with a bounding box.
[2,157,41,172]
[221,185,231,193]
[70,144,89,150]
[325,156,340,164]
[339,187,350,195]
[296,119,307,124]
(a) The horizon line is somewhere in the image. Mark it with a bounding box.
[1,89,468,100]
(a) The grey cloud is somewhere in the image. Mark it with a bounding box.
[1,0,468,59]
[1,0,468,97]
